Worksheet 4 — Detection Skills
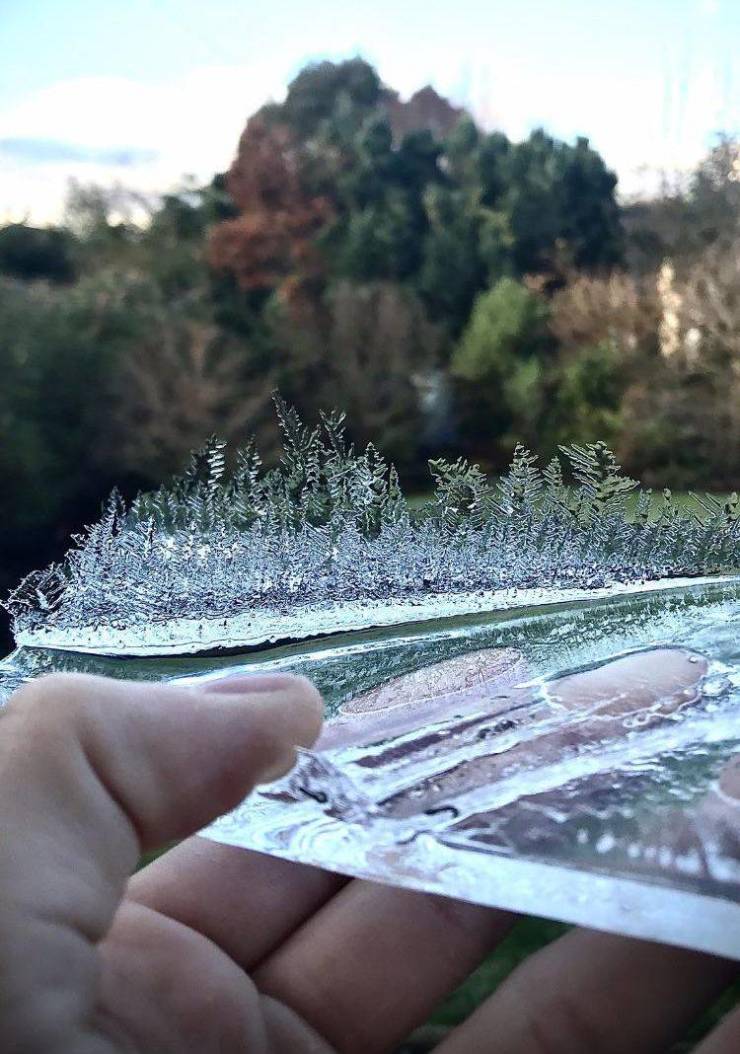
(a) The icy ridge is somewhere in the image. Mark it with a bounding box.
[5,399,740,655]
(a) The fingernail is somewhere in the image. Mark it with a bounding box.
[202,673,324,782]
[202,673,299,695]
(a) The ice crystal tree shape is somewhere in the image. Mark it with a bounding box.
[5,396,740,655]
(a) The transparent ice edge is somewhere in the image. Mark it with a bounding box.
[189,584,740,961]
[4,577,739,959]
[14,574,737,657]
[202,822,740,961]
[281,677,738,827]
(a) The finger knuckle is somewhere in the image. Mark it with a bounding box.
[10,672,83,723]
[509,969,609,1054]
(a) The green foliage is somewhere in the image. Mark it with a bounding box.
[317,114,440,285]
[450,279,550,455]
[503,130,622,275]
[282,58,383,139]
[0,223,77,283]
[452,279,548,383]
[222,59,623,333]
[550,340,625,448]
[0,279,116,534]
[418,186,488,333]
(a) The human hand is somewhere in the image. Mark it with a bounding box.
[0,666,738,1054]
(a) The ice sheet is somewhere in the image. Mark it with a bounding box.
[193,581,740,958]
[4,579,737,958]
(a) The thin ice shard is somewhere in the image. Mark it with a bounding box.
[2,572,739,959]
[288,647,709,824]
[4,402,740,656]
[202,625,740,959]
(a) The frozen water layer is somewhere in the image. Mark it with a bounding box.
[13,575,739,657]
[6,412,740,658]
[207,816,740,962]
[202,646,740,960]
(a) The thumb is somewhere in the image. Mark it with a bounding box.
[0,671,322,1046]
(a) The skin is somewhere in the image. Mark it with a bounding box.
[373,648,714,818]
[316,647,528,751]
[0,656,738,1054]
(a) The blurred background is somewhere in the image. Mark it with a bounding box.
[1,0,739,653]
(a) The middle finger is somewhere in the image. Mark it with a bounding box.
[254,879,513,1054]
[129,836,347,968]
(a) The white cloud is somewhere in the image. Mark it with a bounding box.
[0,64,287,223]
[0,53,736,223]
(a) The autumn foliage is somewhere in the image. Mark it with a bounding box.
[208,115,332,291]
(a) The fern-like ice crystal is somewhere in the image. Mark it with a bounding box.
[6,399,740,653]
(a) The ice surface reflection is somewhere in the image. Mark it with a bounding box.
[1,578,739,958]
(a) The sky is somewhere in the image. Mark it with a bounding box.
[0,0,738,224]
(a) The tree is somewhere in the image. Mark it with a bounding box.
[281,58,383,139]
[63,180,150,273]
[685,136,740,253]
[209,59,623,345]
[382,84,465,144]
[208,114,332,292]
[548,271,658,357]
[418,122,512,335]
[111,317,275,481]
[503,130,622,277]
[270,281,442,470]
[452,278,549,383]
[0,276,124,551]
[0,223,77,283]
[623,138,740,275]
[477,130,512,208]
[549,341,625,449]
[418,185,488,333]
[451,278,551,457]
[323,120,441,283]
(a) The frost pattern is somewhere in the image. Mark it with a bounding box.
[5,397,740,654]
